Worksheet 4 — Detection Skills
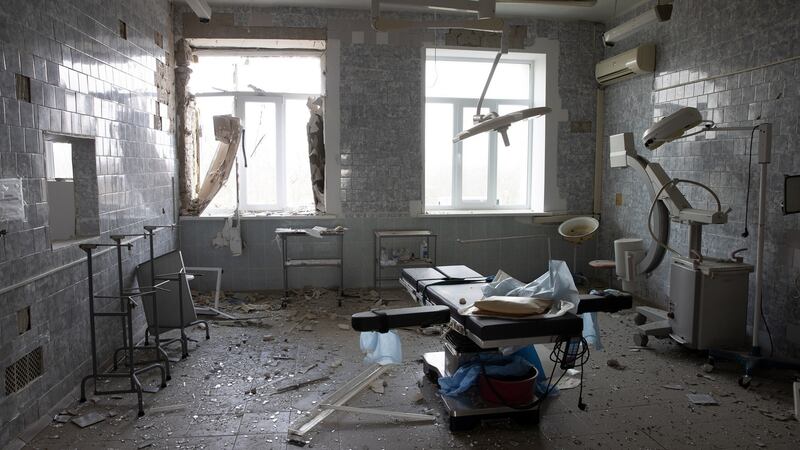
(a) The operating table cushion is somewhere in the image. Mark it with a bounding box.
[351,305,450,332]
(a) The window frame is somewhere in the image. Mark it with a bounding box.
[190,51,323,214]
[423,50,541,213]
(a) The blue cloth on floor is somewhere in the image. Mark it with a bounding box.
[582,311,603,350]
[438,354,535,396]
[360,331,402,365]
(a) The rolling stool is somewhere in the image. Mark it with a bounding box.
[589,260,616,288]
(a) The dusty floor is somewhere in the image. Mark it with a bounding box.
[24,288,800,449]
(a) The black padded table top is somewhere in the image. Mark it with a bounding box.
[402,266,582,343]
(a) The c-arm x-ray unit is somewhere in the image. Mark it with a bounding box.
[610,107,778,384]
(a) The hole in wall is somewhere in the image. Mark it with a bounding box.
[15,74,31,102]
[16,307,31,335]
[155,30,164,49]
[119,20,128,40]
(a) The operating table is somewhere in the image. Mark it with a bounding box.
[352,265,632,431]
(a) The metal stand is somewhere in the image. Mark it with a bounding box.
[632,306,672,347]
[706,349,800,388]
[373,230,437,289]
[277,228,345,307]
[79,242,167,417]
[109,234,173,376]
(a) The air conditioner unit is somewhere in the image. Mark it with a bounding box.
[595,44,655,86]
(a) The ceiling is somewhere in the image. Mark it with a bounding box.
[204,0,646,23]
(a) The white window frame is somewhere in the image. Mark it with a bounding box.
[191,51,323,213]
[424,49,544,213]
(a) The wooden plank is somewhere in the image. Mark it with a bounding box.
[319,404,435,421]
[287,364,389,437]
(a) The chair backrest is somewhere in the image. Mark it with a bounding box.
[136,250,198,330]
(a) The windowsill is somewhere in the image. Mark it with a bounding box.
[422,209,539,217]
[180,213,338,221]
[421,210,594,221]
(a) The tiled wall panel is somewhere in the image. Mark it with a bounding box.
[599,0,800,357]
[0,0,176,446]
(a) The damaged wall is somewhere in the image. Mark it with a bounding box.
[0,0,177,446]
[174,5,605,290]
[598,0,800,357]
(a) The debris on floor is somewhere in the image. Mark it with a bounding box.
[370,378,387,394]
[758,408,795,421]
[71,412,105,428]
[23,287,800,449]
[606,358,626,370]
[687,393,719,405]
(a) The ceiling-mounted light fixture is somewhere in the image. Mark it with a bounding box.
[371,0,597,32]
[370,0,552,144]
[602,2,672,47]
[185,0,212,23]
[453,40,550,146]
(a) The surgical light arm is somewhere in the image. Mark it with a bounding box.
[610,132,727,226]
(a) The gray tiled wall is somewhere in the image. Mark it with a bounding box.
[599,0,800,357]
[176,5,605,289]
[0,0,176,446]
[180,216,596,292]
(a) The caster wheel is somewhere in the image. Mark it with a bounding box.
[166,375,172,381]
[738,375,752,388]
[633,333,649,347]
[138,410,145,417]
[161,383,168,388]
[449,416,480,432]
[634,313,647,326]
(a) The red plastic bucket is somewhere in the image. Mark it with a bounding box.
[478,367,538,406]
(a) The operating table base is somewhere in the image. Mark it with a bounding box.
[421,351,540,432]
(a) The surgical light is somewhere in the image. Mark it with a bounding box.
[453,50,550,146]
[642,107,706,150]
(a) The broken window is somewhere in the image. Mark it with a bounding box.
[424,49,544,212]
[189,53,322,215]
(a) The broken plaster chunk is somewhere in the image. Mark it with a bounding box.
[262,334,275,342]
[337,323,350,330]
[687,393,718,405]
[72,412,106,428]
[606,359,626,370]
[369,379,387,394]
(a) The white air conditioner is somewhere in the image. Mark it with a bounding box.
[595,44,655,86]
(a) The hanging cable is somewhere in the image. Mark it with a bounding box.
[478,336,590,412]
[647,178,722,259]
[741,126,759,237]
